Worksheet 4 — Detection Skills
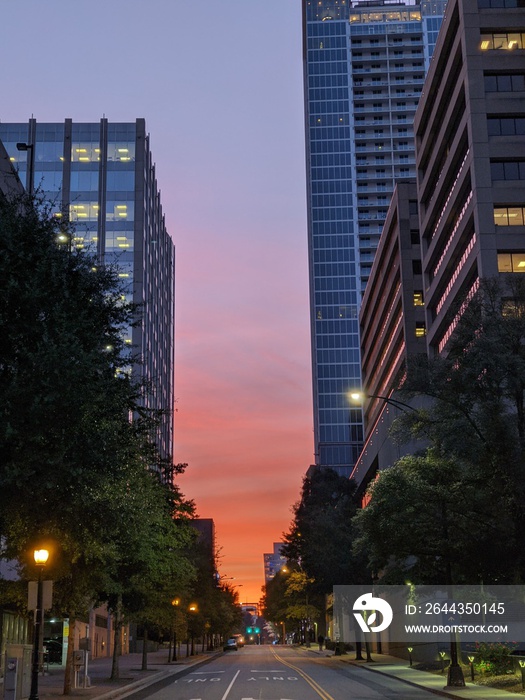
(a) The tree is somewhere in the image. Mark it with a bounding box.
[353,450,512,585]
[394,275,525,582]
[282,468,370,592]
[0,193,195,692]
[261,569,291,633]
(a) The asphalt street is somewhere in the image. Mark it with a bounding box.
[127,644,440,700]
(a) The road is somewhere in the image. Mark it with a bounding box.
[129,645,439,700]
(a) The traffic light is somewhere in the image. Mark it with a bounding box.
[246,627,252,633]
[254,627,260,634]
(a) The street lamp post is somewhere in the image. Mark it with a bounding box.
[349,391,418,416]
[16,142,35,196]
[29,549,49,700]
[188,604,197,656]
[350,390,465,687]
[169,598,180,663]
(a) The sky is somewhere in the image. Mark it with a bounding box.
[2,1,314,603]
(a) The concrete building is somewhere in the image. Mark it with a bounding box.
[415,0,525,355]
[351,0,525,494]
[351,182,427,497]
[0,119,176,478]
[303,0,445,476]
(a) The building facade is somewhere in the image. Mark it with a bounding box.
[351,0,525,494]
[0,119,175,476]
[350,182,427,496]
[414,0,525,354]
[303,0,445,476]
[263,542,287,584]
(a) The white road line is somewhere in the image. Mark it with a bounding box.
[191,671,225,674]
[250,669,284,672]
[220,669,240,700]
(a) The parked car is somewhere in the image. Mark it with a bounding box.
[223,638,238,651]
[43,639,62,664]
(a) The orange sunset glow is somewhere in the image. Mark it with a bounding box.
[175,219,313,604]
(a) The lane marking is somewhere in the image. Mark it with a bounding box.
[220,669,240,700]
[192,671,225,674]
[250,669,285,672]
[271,649,336,700]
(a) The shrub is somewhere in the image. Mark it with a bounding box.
[474,643,513,675]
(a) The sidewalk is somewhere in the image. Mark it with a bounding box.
[38,646,218,700]
[306,645,524,699]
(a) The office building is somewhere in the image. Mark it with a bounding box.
[351,182,427,496]
[415,0,525,354]
[0,119,175,477]
[351,0,525,494]
[303,0,445,476]
[263,542,287,584]
[0,140,23,199]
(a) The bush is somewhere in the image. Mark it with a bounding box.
[474,643,513,675]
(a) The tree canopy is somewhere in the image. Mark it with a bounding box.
[0,193,197,692]
[358,276,525,585]
[282,467,370,592]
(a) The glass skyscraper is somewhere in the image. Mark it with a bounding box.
[303,0,444,476]
[0,119,175,478]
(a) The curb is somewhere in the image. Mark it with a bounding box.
[300,646,476,700]
[80,653,221,700]
[340,658,473,700]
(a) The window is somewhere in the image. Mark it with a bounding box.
[480,32,525,50]
[71,143,100,162]
[412,260,422,274]
[497,252,525,272]
[69,202,99,222]
[491,161,525,180]
[107,142,136,162]
[485,74,525,92]
[494,206,525,226]
[415,322,427,337]
[413,291,424,306]
[487,117,525,136]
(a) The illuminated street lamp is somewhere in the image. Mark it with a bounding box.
[188,604,198,656]
[29,548,49,700]
[352,392,464,686]
[169,598,180,663]
[349,390,417,415]
[468,655,475,681]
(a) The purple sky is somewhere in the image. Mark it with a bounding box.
[3,0,313,602]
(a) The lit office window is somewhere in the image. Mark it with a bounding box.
[497,252,525,272]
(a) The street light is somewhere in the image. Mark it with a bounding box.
[169,598,180,663]
[16,142,35,196]
[29,548,49,700]
[352,391,464,686]
[188,604,198,656]
[349,390,418,415]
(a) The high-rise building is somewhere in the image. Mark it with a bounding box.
[415,0,525,355]
[0,119,175,477]
[263,542,287,584]
[303,0,445,476]
[351,0,525,494]
[351,182,427,497]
